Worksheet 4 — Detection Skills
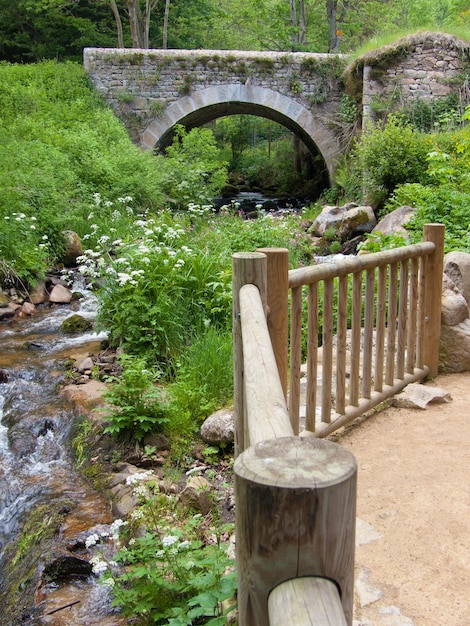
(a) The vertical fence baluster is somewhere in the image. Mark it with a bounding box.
[416,255,427,370]
[396,259,409,381]
[289,285,302,434]
[375,265,387,392]
[349,271,362,407]
[406,257,419,373]
[306,282,318,433]
[321,278,334,424]
[336,275,348,414]
[385,262,398,386]
[362,268,375,399]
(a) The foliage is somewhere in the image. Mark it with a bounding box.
[0,62,229,289]
[86,474,236,624]
[385,109,470,252]
[0,61,165,284]
[0,212,51,288]
[103,354,169,441]
[352,114,432,205]
[357,231,408,253]
[0,0,119,63]
[160,125,228,209]
[401,94,462,132]
[74,201,311,372]
[166,328,234,434]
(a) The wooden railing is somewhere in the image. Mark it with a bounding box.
[232,224,444,626]
[287,223,444,437]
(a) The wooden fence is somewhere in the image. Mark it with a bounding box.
[232,224,444,626]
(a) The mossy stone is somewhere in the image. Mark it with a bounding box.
[61,314,93,334]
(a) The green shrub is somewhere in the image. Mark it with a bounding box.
[103,354,169,441]
[353,114,431,205]
[88,483,236,624]
[159,125,228,209]
[385,112,470,252]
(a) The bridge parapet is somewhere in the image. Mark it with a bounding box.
[84,48,346,178]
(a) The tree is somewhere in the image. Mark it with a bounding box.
[290,0,307,47]
[0,0,118,62]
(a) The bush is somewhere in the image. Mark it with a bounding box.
[353,114,431,205]
[159,125,228,209]
[103,354,169,441]
[385,113,470,252]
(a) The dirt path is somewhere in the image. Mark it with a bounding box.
[336,373,470,626]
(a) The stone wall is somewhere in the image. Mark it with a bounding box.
[345,32,470,126]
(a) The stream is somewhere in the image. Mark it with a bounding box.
[0,286,127,625]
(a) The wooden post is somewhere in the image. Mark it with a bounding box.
[268,577,347,626]
[422,224,444,378]
[257,248,289,400]
[235,437,357,626]
[232,252,267,456]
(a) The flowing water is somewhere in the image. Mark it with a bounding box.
[0,287,127,625]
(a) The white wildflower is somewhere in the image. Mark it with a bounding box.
[85,533,101,548]
[162,535,178,547]
[125,470,153,485]
[91,558,108,576]
[131,508,145,521]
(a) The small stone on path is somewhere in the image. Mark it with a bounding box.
[392,383,452,409]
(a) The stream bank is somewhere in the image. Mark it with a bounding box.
[0,290,235,625]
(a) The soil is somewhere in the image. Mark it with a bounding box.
[334,372,470,626]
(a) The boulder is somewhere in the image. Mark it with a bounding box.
[440,319,470,373]
[19,301,37,316]
[312,203,376,241]
[443,251,470,311]
[77,356,94,373]
[179,475,212,515]
[200,408,234,445]
[49,284,73,304]
[441,275,469,326]
[60,230,83,267]
[392,383,452,409]
[61,314,93,334]
[373,205,415,237]
[337,205,377,240]
[29,280,47,305]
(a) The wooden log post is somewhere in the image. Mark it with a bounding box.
[235,437,357,626]
[422,224,444,378]
[268,577,347,626]
[233,252,267,456]
[256,248,289,401]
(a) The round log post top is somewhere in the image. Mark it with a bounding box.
[234,436,357,626]
[234,436,356,488]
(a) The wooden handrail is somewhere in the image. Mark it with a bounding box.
[239,283,293,448]
[232,224,444,626]
[288,241,435,287]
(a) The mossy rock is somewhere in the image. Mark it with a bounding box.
[61,314,93,334]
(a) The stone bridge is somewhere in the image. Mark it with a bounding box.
[84,48,346,180]
[84,34,470,183]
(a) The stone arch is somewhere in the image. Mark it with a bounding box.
[141,85,341,180]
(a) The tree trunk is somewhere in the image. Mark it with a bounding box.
[326,0,338,52]
[162,0,170,48]
[108,0,124,47]
[127,0,143,47]
[290,0,298,47]
[299,0,306,46]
